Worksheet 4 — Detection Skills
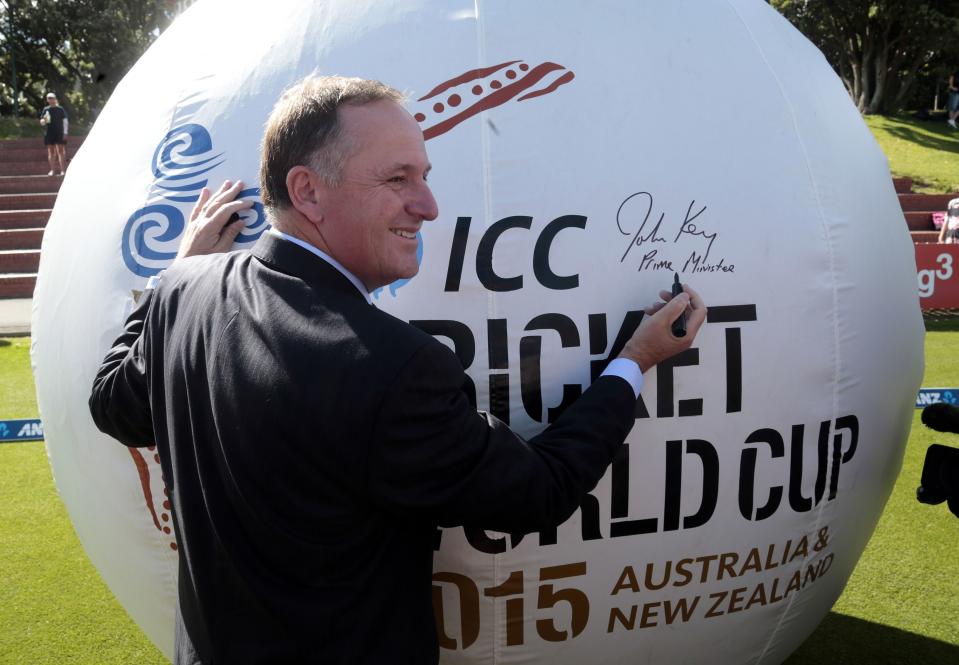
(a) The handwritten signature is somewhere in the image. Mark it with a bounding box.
[616,191,732,274]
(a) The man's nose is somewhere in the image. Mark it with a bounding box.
[406,181,439,221]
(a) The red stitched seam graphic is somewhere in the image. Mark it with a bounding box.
[417,60,522,101]
[423,62,567,140]
[128,447,162,530]
[517,70,575,102]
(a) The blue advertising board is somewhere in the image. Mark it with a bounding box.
[916,388,959,409]
[0,419,44,443]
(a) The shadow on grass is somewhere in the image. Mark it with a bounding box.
[0,340,10,348]
[881,118,959,155]
[784,612,959,665]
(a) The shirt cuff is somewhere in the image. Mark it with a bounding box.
[601,357,643,398]
[144,272,164,290]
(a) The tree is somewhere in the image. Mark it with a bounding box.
[0,0,186,125]
[772,0,959,114]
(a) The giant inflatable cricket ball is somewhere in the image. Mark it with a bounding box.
[32,1,923,663]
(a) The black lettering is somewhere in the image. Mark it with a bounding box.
[788,421,831,512]
[444,216,472,291]
[706,304,757,324]
[609,442,658,536]
[520,313,582,423]
[487,319,510,423]
[533,214,587,290]
[829,415,859,500]
[739,428,785,521]
[476,215,531,292]
[725,327,742,413]
[664,439,719,531]
[656,348,702,418]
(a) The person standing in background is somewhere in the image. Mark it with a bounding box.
[938,197,959,243]
[39,92,68,175]
[947,71,959,129]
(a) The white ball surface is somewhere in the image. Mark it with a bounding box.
[32,1,923,663]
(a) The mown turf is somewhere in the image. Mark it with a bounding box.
[2,332,958,663]
[0,337,37,420]
[0,442,167,664]
[865,114,959,194]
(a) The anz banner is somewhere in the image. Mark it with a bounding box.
[0,419,44,443]
[916,388,959,408]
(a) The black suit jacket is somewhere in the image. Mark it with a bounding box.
[89,233,636,664]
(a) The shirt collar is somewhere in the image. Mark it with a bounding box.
[268,228,372,304]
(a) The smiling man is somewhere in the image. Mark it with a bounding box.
[89,75,706,664]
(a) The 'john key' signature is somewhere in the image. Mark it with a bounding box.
[616,191,732,274]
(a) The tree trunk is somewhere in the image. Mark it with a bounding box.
[891,52,927,112]
[865,45,888,114]
[858,39,873,112]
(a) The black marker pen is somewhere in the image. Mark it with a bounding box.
[671,272,687,338]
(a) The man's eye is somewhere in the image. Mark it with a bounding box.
[388,175,406,184]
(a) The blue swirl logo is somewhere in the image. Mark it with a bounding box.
[151,124,224,203]
[233,188,268,243]
[122,123,266,276]
[121,204,185,277]
[372,232,423,300]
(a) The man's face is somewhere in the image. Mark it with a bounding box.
[47,96,57,106]
[316,100,438,291]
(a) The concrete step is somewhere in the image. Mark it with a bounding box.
[0,210,51,230]
[0,174,64,194]
[0,137,84,151]
[0,161,71,176]
[905,211,936,231]
[911,231,941,243]
[0,193,57,211]
[0,249,40,273]
[0,145,81,162]
[899,193,958,212]
[0,273,35,299]
[893,177,913,194]
[0,228,43,251]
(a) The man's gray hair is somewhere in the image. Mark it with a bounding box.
[259,74,405,212]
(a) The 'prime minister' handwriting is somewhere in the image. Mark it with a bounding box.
[616,191,726,273]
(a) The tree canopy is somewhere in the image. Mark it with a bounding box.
[0,0,185,125]
[772,0,959,114]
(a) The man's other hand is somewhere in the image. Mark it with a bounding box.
[175,180,253,259]
[618,284,707,373]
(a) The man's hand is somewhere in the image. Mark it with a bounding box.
[618,284,707,373]
[175,180,253,259]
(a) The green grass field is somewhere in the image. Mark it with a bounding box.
[1,333,958,664]
[865,114,959,194]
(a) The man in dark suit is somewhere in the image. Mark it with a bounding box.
[90,75,706,664]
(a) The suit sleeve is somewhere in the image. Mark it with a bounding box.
[366,341,636,533]
[88,290,156,448]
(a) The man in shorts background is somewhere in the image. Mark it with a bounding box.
[39,92,68,175]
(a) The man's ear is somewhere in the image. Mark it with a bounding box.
[286,165,325,224]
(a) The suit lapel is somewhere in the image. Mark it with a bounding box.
[251,233,369,303]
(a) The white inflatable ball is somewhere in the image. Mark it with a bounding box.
[32,1,923,663]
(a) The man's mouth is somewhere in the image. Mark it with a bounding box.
[390,229,417,240]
